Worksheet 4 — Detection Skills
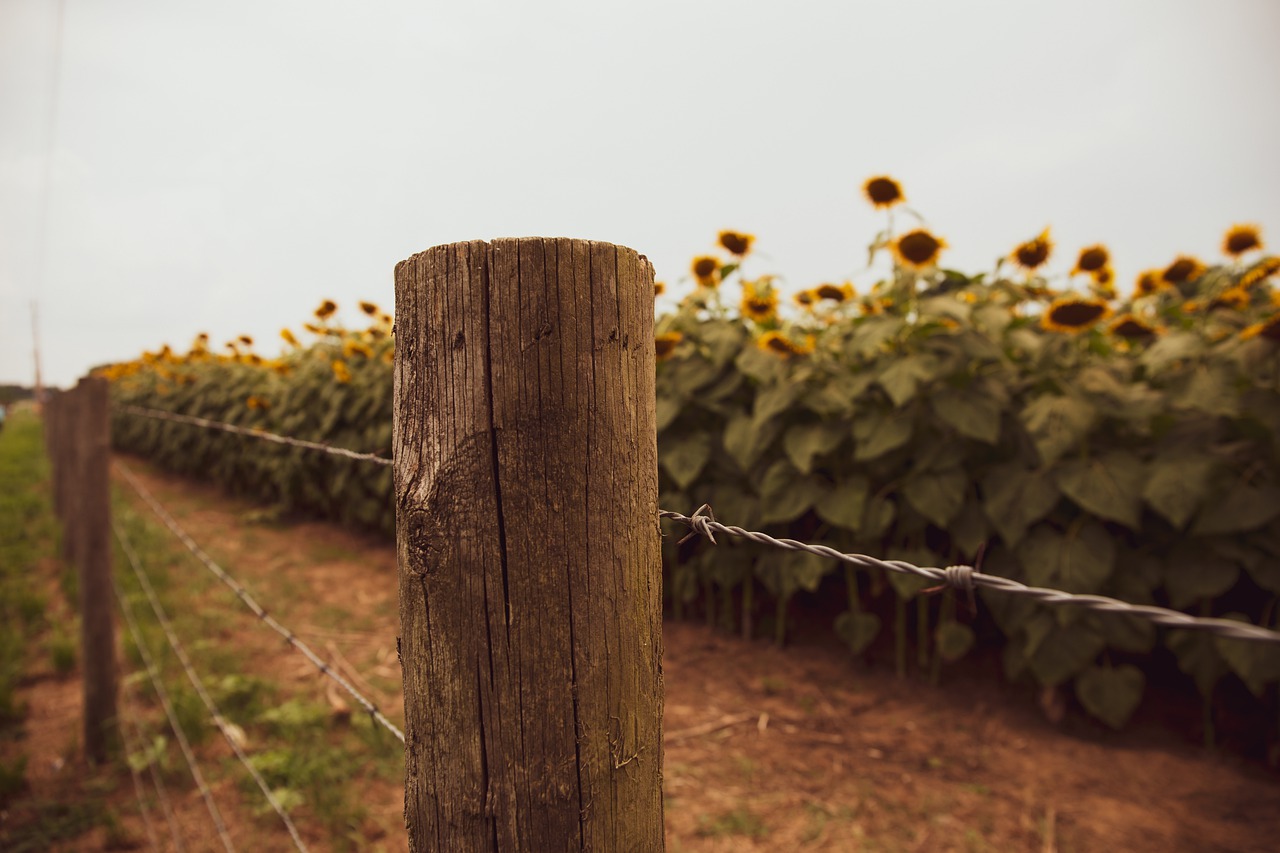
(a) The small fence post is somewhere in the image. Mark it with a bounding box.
[394,238,665,851]
[74,376,118,763]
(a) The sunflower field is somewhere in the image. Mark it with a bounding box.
[101,179,1280,738]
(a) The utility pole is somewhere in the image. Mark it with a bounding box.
[32,301,45,406]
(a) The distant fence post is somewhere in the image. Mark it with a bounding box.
[394,238,664,851]
[74,376,119,763]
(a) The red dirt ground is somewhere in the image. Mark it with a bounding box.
[3,455,1279,851]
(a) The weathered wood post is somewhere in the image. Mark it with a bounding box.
[74,376,118,763]
[394,239,664,851]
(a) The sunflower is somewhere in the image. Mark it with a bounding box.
[758,331,814,357]
[691,255,722,287]
[331,360,351,383]
[1041,295,1112,333]
[1133,269,1167,298]
[303,322,325,335]
[1223,224,1263,257]
[718,230,755,256]
[343,339,374,359]
[863,176,905,208]
[793,289,817,308]
[1208,286,1250,311]
[280,328,299,347]
[1182,299,1203,313]
[238,334,254,347]
[1241,313,1280,342]
[1011,228,1053,271]
[245,395,270,411]
[1240,256,1280,290]
[740,279,779,322]
[655,331,683,361]
[315,299,338,320]
[1108,313,1158,340]
[815,282,856,303]
[1162,256,1206,285]
[892,229,947,269]
[1072,245,1109,275]
[359,300,379,316]
[654,281,666,297]
[1089,267,1117,300]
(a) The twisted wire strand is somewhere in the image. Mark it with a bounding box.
[116,460,407,744]
[111,578,237,852]
[114,520,311,852]
[115,404,392,467]
[120,663,186,852]
[660,506,1280,646]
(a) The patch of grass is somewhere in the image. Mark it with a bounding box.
[696,807,769,839]
[0,754,27,802]
[49,627,77,675]
[0,800,104,852]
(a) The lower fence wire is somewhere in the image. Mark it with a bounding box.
[114,521,311,852]
[114,459,407,744]
[121,667,186,852]
[116,672,162,853]
[112,578,236,853]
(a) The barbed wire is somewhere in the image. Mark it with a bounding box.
[119,661,187,852]
[660,505,1280,646]
[114,520,311,852]
[115,404,392,466]
[111,577,237,852]
[115,459,407,744]
[115,672,162,853]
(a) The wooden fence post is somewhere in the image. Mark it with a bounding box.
[75,376,118,763]
[394,238,664,851]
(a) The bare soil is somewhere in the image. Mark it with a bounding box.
[3,455,1278,851]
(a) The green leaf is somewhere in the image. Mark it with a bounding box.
[814,476,870,532]
[885,545,936,598]
[1175,363,1240,417]
[753,382,802,425]
[935,622,976,663]
[848,316,905,358]
[667,356,723,396]
[1020,395,1097,467]
[1166,629,1226,697]
[949,499,991,557]
[1162,548,1238,610]
[723,411,782,471]
[1192,482,1280,536]
[757,459,827,524]
[655,395,682,432]
[1213,614,1280,697]
[697,320,747,369]
[659,430,712,490]
[757,549,830,597]
[1074,665,1145,729]
[1025,619,1106,687]
[1139,330,1203,374]
[930,389,1001,444]
[972,303,1012,336]
[1017,521,1115,594]
[877,354,938,408]
[1142,456,1215,529]
[783,421,847,474]
[1053,451,1145,529]
[902,467,968,528]
[834,611,881,655]
[981,462,1060,547]
[804,373,875,417]
[862,493,896,540]
[853,408,914,461]
[735,344,786,384]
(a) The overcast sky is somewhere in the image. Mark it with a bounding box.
[2,0,1278,387]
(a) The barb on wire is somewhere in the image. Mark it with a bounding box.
[660,505,1280,646]
[112,578,237,853]
[116,404,392,467]
[115,520,311,852]
[115,459,407,744]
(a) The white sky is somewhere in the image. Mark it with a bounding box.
[2,0,1278,387]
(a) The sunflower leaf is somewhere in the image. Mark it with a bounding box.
[981,462,1060,547]
[1075,665,1145,729]
[782,421,847,474]
[1020,394,1097,467]
[1017,520,1115,594]
[902,467,968,528]
[1142,456,1216,529]
[1053,451,1145,529]
[814,476,870,532]
[930,388,1002,444]
[853,408,914,461]
[1191,482,1280,536]
[659,430,712,490]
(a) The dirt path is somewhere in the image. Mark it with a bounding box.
[8,454,1280,851]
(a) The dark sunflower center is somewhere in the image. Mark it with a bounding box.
[1163,260,1197,283]
[1077,248,1108,272]
[1112,319,1153,338]
[899,232,940,265]
[720,233,750,254]
[1016,242,1049,268]
[693,258,718,278]
[816,285,847,301]
[1050,301,1106,327]
[1226,231,1260,255]
[867,178,902,204]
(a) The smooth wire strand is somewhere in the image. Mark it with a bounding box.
[120,663,187,852]
[114,520,311,852]
[660,506,1280,647]
[115,404,392,467]
[112,578,237,853]
[115,460,407,744]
